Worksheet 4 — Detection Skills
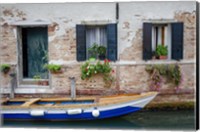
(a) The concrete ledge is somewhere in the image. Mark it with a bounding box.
[0,87,53,94]
[114,60,196,66]
[2,59,195,67]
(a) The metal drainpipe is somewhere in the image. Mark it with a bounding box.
[9,71,16,99]
[116,2,119,22]
[69,77,76,100]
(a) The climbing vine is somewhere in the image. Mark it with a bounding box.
[145,64,183,92]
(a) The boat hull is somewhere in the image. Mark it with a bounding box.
[3,106,141,120]
[1,92,157,121]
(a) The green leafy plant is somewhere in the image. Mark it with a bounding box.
[81,59,115,87]
[33,75,49,86]
[97,45,106,60]
[44,64,62,73]
[33,75,41,80]
[145,64,183,91]
[88,43,99,59]
[155,45,168,56]
[167,64,182,86]
[0,64,11,74]
[88,44,107,60]
[33,75,42,85]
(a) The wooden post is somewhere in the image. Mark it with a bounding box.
[69,77,76,100]
[10,72,16,99]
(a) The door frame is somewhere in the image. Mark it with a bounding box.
[16,26,50,87]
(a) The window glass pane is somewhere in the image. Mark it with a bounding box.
[99,27,107,47]
[152,24,171,59]
[22,27,48,79]
[86,26,107,59]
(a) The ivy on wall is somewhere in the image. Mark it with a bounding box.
[145,64,183,91]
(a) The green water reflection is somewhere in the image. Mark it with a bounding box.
[2,110,195,130]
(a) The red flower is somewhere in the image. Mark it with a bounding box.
[112,70,115,73]
[104,59,110,63]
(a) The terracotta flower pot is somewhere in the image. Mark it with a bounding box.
[159,56,167,60]
[2,68,10,74]
[42,81,49,86]
[38,81,43,85]
[51,69,63,74]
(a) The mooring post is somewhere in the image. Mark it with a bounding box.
[69,77,76,100]
[9,72,16,99]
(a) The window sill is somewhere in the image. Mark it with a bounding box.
[20,79,49,86]
[18,85,50,89]
[0,86,53,94]
[113,59,195,66]
[15,86,53,94]
[48,59,195,66]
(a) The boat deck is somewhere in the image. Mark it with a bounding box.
[1,92,157,110]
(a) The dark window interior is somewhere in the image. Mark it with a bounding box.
[22,28,28,77]
[21,27,48,79]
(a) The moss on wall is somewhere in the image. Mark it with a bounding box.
[145,101,194,110]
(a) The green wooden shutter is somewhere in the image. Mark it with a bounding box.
[76,25,86,61]
[171,22,184,60]
[143,23,152,60]
[107,24,117,61]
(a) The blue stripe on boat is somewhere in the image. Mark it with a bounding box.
[3,106,141,120]
[36,102,55,105]
[60,100,94,105]
[4,101,25,106]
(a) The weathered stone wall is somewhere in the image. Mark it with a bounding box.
[0,2,196,104]
[119,2,196,60]
[174,11,196,59]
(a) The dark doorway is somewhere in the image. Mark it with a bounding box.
[22,27,48,79]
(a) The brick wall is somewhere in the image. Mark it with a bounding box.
[0,2,196,103]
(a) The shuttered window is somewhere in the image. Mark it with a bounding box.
[171,22,184,60]
[107,24,118,61]
[143,22,183,60]
[143,23,152,60]
[76,23,118,61]
[76,25,86,61]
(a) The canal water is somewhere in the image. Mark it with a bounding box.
[2,110,195,131]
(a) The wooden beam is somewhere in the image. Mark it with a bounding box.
[0,99,9,104]
[21,98,40,107]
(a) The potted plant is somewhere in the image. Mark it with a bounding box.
[97,45,106,60]
[44,64,62,73]
[155,45,168,59]
[81,59,115,87]
[33,75,42,85]
[0,64,11,74]
[88,43,98,61]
